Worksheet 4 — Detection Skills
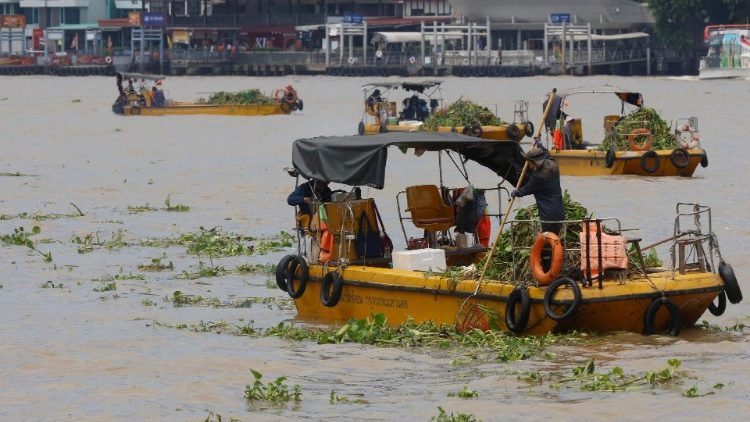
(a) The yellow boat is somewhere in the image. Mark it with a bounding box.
[538,85,708,177]
[279,132,741,336]
[112,72,301,117]
[357,81,533,141]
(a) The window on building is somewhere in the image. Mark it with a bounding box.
[61,8,81,25]
[24,8,39,25]
[187,0,202,16]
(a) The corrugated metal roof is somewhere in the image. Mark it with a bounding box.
[449,0,654,29]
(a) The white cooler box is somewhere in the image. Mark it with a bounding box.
[392,248,446,272]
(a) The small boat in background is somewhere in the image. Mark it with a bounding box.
[111,72,303,117]
[357,81,533,141]
[539,85,708,177]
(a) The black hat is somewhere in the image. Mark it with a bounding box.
[524,147,546,165]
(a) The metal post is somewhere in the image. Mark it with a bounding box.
[544,23,548,66]
[486,15,491,65]
[324,23,329,66]
[646,39,651,76]
[420,21,425,66]
[363,21,367,65]
[160,31,164,74]
[466,23,474,65]
[587,23,592,75]
[139,26,145,72]
[569,28,574,73]
[561,23,566,71]
[433,22,438,75]
[348,32,353,63]
[339,22,344,66]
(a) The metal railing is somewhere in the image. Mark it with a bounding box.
[170,13,325,27]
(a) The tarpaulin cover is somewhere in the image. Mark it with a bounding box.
[292,132,526,189]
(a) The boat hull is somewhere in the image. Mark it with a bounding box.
[549,148,706,177]
[120,103,289,116]
[363,123,529,141]
[292,265,723,335]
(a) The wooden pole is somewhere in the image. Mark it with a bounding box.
[474,88,557,289]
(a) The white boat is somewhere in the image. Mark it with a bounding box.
[698,25,750,80]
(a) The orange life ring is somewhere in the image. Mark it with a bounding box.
[628,128,653,151]
[319,222,333,263]
[530,232,564,286]
[274,88,287,102]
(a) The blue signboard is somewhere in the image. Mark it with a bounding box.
[343,13,363,24]
[143,12,165,27]
[550,13,571,24]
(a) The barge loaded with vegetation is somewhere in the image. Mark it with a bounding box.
[278,132,739,336]
[112,73,303,117]
[541,85,708,177]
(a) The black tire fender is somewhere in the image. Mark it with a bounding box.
[505,287,531,333]
[719,261,742,304]
[708,290,726,316]
[605,148,616,168]
[505,124,521,141]
[320,272,344,307]
[130,106,141,115]
[286,256,309,299]
[643,297,682,336]
[524,121,534,138]
[297,99,303,111]
[379,120,388,133]
[357,121,365,135]
[275,254,296,292]
[640,150,660,173]
[543,278,582,321]
[669,148,690,169]
[280,101,292,113]
[700,152,708,168]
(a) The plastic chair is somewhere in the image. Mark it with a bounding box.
[405,185,455,233]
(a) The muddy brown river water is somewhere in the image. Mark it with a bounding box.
[0,75,748,421]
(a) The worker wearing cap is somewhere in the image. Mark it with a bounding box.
[511,147,564,234]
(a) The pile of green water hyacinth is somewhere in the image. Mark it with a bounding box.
[477,191,590,286]
[601,107,678,151]
[421,99,505,131]
[197,89,275,105]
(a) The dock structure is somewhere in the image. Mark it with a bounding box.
[0,0,686,77]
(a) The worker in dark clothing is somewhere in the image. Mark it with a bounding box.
[287,179,332,216]
[511,147,564,234]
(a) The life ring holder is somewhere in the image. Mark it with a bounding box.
[627,128,653,151]
[286,255,309,299]
[105,56,113,65]
[530,232,564,285]
[642,296,681,336]
[320,271,344,307]
[543,278,582,321]
[505,287,531,333]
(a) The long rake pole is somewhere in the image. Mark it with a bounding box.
[473,88,557,291]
